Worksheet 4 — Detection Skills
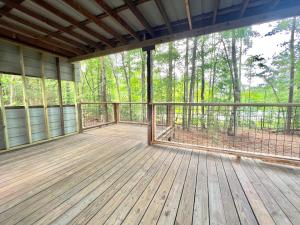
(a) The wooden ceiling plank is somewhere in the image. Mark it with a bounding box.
[1,0,101,49]
[95,0,139,40]
[0,9,89,53]
[0,26,74,57]
[184,0,193,30]
[0,20,82,55]
[32,0,113,47]
[240,0,250,18]
[154,0,172,33]
[62,0,127,44]
[124,0,154,37]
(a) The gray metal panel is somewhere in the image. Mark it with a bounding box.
[0,108,5,149]
[63,106,77,134]
[23,47,41,77]
[43,54,57,79]
[47,107,62,138]
[5,108,29,147]
[74,62,81,82]
[29,108,46,142]
[60,57,73,81]
[137,1,164,27]
[0,40,21,75]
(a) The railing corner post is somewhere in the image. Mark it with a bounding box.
[113,103,120,124]
[77,103,83,133]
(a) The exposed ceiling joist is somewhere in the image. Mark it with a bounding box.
[184,0,192,30]
[1,0,102,49]
[154,0,172,33]
[213,0,220,24]
[32,0,114,47]
[62,0,127,44]
[124,0,154,37]
[0,9,90,53]
[95,0,139,40]
[240,0,250,18]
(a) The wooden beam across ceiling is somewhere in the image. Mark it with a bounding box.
[124,0,154,37]
[184,0,192,30]
[213,0,220,24]
[0,8,90,53]
[32,0,114,47]
[62,0,127,44]
[95,0,139,40]
[154,0,172,33]
[1,0,102,49]
[239,0,251,18]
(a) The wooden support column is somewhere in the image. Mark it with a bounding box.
[20,47,32,144]
[113,103,120,124]
[56,57,65,136]
[143,45,155,145]
[72,64,80,133]
[40,53,50,139]
[0,75,9,150]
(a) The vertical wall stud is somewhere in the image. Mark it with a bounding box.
[56,57,65,136]
[40,53,50,139]
[0,75,9,150]
[20,47,32,144]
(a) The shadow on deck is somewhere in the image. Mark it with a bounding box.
[0,124,299,225]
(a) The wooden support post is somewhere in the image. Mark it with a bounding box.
[143,45,155,145]
[0,75,9,150]
[20,47,32,144]
[152,104,156,142]
[113,103,120,123]
[40,53,50,139]
[73,64,80,133]
[56,57,65,136]
[77,103,83,133]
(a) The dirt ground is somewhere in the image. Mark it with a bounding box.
[158,126,300,159]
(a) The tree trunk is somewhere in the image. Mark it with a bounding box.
[121,53,132,121]
[167,42,173,102]
[99,57,108,122]
[109,57,121,101]
[286,17,296,134]
[183,38,189,129]
[200,37,205,128]
[141,50,146,122]
[188,37,198,129]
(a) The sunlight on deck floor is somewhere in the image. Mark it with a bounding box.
[0,124,299,225]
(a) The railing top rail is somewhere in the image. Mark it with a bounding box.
[151,102,300,107]
[80,102,147,105]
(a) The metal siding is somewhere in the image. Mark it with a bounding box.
[63,106,77,134]
[60,57,73,81]
[47,107,62,138]
[118,9,144,31]
[43,54,57,79]
[137,1,165,27]
[74,62,81,82]
[30,108,46,142]
[0,108,5,149]
[23,47,41,77]
[0,41,21,75]
[6,108,29,147]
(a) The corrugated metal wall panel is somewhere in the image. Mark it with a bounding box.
[63,106,77,134]
[74,62,81,82]
[60,57,73,81]
[43,54,57,79]
[6,108,29,147]
[23,48,41,77]
[48,107,62,138]
[0,41,21,75]
[0,108,5,150]
[29,108,46,142]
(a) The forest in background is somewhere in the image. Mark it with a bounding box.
[79,16,300,106]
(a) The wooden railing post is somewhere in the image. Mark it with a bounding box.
[56,57,65,136]
[0,75,9,150]
[113,103,120,123]
[77,103,83,133]
[152,104,156,142]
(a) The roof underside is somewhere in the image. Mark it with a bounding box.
[0,0,299,62]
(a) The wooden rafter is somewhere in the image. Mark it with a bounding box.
[95,0,139,40]
[124,0,154,37]
[0,20,80,55]
[32,0,113,47]
[0,26,74,57]
[239,0,250,18]
[270,0,281,9]
[1,0,102,49]
[184,0,192,30]
[62,0,127,44]
[154,0,172,33]
[213,0,220,24]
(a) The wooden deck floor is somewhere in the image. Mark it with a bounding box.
[0,124,299,225]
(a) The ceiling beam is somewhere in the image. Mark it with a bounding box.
[0,20,82,55]
[213,0,220,24]
[270,0,281,9]
[0,26,74,57]
[62,0,127,44]
[1,0,102,49]
[70,1,300,62]
[32,0,113,47]
[0,9,90,53]
[124,0,154,37]
[95,0,139,40]
[154,0,172,33]
[239,0,250,18]
[184,0,192,30]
